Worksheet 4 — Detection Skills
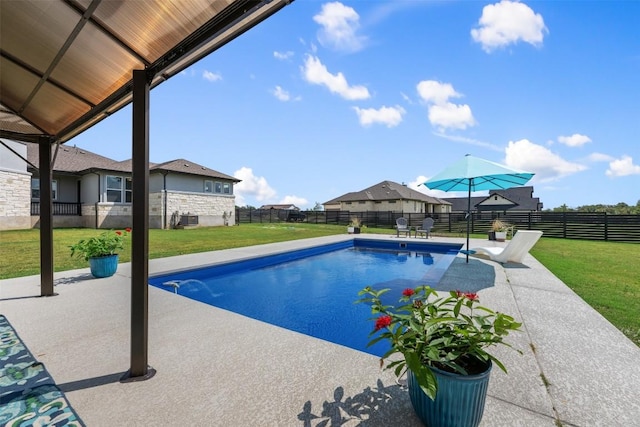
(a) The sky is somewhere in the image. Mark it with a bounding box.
[70,0,640,210]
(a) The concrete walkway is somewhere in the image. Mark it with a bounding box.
[1,234,639,426]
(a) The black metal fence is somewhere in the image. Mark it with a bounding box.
[235,208,640,243]
[31,202,81,216]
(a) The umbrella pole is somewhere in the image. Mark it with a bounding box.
[466,182,471,263]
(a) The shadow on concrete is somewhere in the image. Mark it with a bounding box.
[58,371,127,393]
[54,273,94,286]
[298,379,418,427]
[434,258,496,293]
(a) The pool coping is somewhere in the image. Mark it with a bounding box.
[1,234,639,426]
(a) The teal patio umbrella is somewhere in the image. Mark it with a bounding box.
[423,154,534,262]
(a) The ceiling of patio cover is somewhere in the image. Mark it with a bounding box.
[0,0,292,144]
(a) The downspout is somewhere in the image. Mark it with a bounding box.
[162,171,168,229]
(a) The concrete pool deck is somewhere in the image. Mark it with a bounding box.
[1,234,639,426]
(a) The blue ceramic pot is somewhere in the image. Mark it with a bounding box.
[408,361,492,427]
[88,254,119,278]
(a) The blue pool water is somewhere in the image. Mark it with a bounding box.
[149,239,461,357]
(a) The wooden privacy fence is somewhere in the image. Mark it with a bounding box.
[235,208,640,243]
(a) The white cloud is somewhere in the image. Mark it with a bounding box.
[606,155,640,177]
[416,80,476,131]
[400,92,413,104]
[504,139,587,181]
[233,167,277,206]
[273,51,294,60]
[271,86,292,102]
[471,0,547,53]
[313,2,366,52]
[302,55,370,100]
[202,70,222,82]
[428,103,476,131]
[352,105,405,127]
[558,133,592,147]
[588,152,614,162]
[432,132,502,152]
[417,81,461,105]
[280,195,309,208]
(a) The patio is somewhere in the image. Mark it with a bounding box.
[1,234,639,426]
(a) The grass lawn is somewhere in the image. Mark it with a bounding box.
[1,224,637,346]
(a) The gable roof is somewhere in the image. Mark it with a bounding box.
[23,141,237,181]
[443,186,542,211]
[152,159,239,182]
[325,180,451,205]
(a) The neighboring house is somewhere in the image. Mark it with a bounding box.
[323,180,452,214]
[0,139,239,230]
[259,204,300,210]
[443,186,543,213]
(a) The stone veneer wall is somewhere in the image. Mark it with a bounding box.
[81,203,132,229]
[0,170,31,230]
[150,190,236,229]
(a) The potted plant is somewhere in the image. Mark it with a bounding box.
[348,217,362,234]
[491,219,509,242]
[70,228,131,278]
[357,285,521,427]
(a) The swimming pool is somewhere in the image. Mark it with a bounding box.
[149,239,462,357]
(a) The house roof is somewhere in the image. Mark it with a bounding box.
[0,0,293,144]
[260,204,299,210]
[325,180,451,205]
[24,142,238,181]
[26,141,121,174]
[443,186,542,212]
[152,159,239,182]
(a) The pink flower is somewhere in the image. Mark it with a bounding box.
[402,288,415,297]
[375,315,392,331]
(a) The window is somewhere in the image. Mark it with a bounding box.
[358,201,365,204]
[214,182,222,193]
[31,178,57,200]
[125,177,132,203]
[106,175,132,203]
[106,176,123,202]
[204,180,213,193]
[389,200,397,204]
[222,183,231,194]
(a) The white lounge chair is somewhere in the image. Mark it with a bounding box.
[415,217,434,239]
[471,230,543,263]
[396,217,411,237]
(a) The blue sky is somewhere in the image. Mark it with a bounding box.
[71,0,640,210]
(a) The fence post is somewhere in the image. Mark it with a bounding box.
[528,212,531,230]
[448,212,452,232]
[604,212,608,241]
[562,211,567,238]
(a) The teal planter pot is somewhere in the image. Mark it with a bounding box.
[88,254,119,278]
[408,362,492,427]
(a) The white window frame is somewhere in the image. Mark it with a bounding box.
[106,175,131,203]
[222,182,231,194]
